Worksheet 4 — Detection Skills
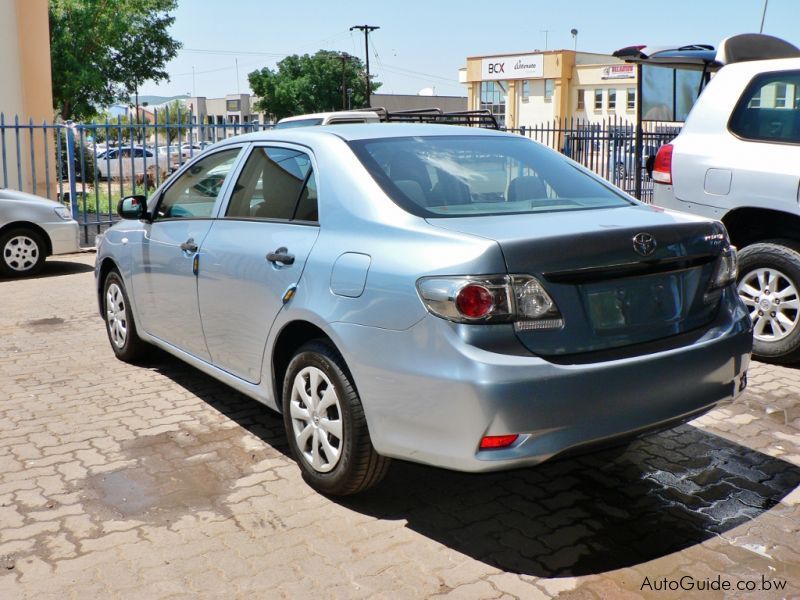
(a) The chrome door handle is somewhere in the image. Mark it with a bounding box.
[180,238,198,253]
[266,247,295,265]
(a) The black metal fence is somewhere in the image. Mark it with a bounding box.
[506,117,682,203]
[0,112,681,245]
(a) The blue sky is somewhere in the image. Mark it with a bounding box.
[139,0,798,99]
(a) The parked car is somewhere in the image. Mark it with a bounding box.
[625,34,800,362]
[274,110,381,129]
[95,146,156,180]
[95,124,751,495]
[0,189,80,276]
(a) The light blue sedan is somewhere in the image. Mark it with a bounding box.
[95,124,752,495]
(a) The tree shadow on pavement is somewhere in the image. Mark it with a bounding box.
[150,351,800,578]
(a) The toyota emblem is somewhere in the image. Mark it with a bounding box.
[632,232,657,256]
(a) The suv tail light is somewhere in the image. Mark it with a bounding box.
[652,144,673,185]
[416,275,563,329]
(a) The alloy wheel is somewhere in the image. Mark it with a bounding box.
[738,267,800,342]
[289,366,343,473]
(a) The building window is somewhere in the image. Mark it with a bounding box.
[608,88,616,110]
[577,89,585,110]
[544,79,554,101]
[480,80,507,128]
[521,80,531,100]
[627,88,636,110]
[594,88,603,110]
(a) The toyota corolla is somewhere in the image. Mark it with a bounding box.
[95,124,752,495]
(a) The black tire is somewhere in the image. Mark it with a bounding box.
[102,270,147,363]
[737,242,800,363]
[0,227,47,277]
[282,340,389,496]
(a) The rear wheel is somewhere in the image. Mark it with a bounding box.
[0,228,47,277]
[103,270,147,362]
[737,242,800,363]
[282,340,389,495]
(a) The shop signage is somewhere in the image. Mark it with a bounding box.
[226,99,241,112]
[601,64,635,79]
[481,54,543,80]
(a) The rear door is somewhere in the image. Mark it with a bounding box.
[197,145,320,383]
[721,69,800,213]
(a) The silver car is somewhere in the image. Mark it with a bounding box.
[1,189,80,276]
[95,124,752,495]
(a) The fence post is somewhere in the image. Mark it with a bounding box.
[64,121,79,220]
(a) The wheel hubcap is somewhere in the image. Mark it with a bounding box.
[3,235,39,272]
[106,283,128,348]
[289,366,343,473]
[737,267,800,342]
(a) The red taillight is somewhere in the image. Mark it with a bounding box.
[456,284,494,319]
[652,144,673,185]
[479,434,519,450]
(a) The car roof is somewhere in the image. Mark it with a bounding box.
[217,123,515,147]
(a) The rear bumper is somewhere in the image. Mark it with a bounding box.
[331,287,752,472]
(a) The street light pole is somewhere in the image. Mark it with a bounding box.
[350,24,379,108]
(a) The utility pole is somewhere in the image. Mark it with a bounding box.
[350,24,379,108]
[337,53,352,110]
[760,0,769,33]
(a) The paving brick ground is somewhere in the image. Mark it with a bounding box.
[1,253,799,599]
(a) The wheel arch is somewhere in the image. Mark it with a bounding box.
[270,320,347,413]
[97,257,121,316]
[0,221,53,256]
[722,208,800,249]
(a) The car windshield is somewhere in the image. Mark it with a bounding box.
[274,118,324,129]
[349,135,633,218]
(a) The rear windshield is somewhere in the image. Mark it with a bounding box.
[349,135,632,217]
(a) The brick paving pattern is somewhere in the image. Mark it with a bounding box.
[1,253,799,599]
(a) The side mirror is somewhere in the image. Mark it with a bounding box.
[117,195,148,220]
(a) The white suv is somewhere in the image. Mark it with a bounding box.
[641,35,800,362]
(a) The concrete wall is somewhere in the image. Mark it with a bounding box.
[0,0,56,197]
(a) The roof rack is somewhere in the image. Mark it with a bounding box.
[369,107,500,129]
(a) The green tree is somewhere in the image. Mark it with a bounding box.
[153,100,190,142]
[49,0,181,121]
[248,50,381,121]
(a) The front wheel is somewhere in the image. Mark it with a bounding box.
[282,340,389,495]
[737,242,800,363]
[0,228,47,277]
[103,270,147,362]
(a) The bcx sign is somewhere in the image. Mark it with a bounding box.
[481,54,543,81]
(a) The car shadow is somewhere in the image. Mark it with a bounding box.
[147,350,800,578]
[0,258,94,281]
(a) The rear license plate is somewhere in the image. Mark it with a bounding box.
[584,274,683,333]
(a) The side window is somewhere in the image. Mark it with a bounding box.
[226,147,313,220]
[154,148,240,220]
[730,71,800,143]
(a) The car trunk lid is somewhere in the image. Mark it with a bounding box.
[427,205,729,357]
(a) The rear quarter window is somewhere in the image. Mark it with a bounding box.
[729,70,800,144]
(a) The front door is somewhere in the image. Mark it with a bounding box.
[198,145,320,383]
[130,147,243,360]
